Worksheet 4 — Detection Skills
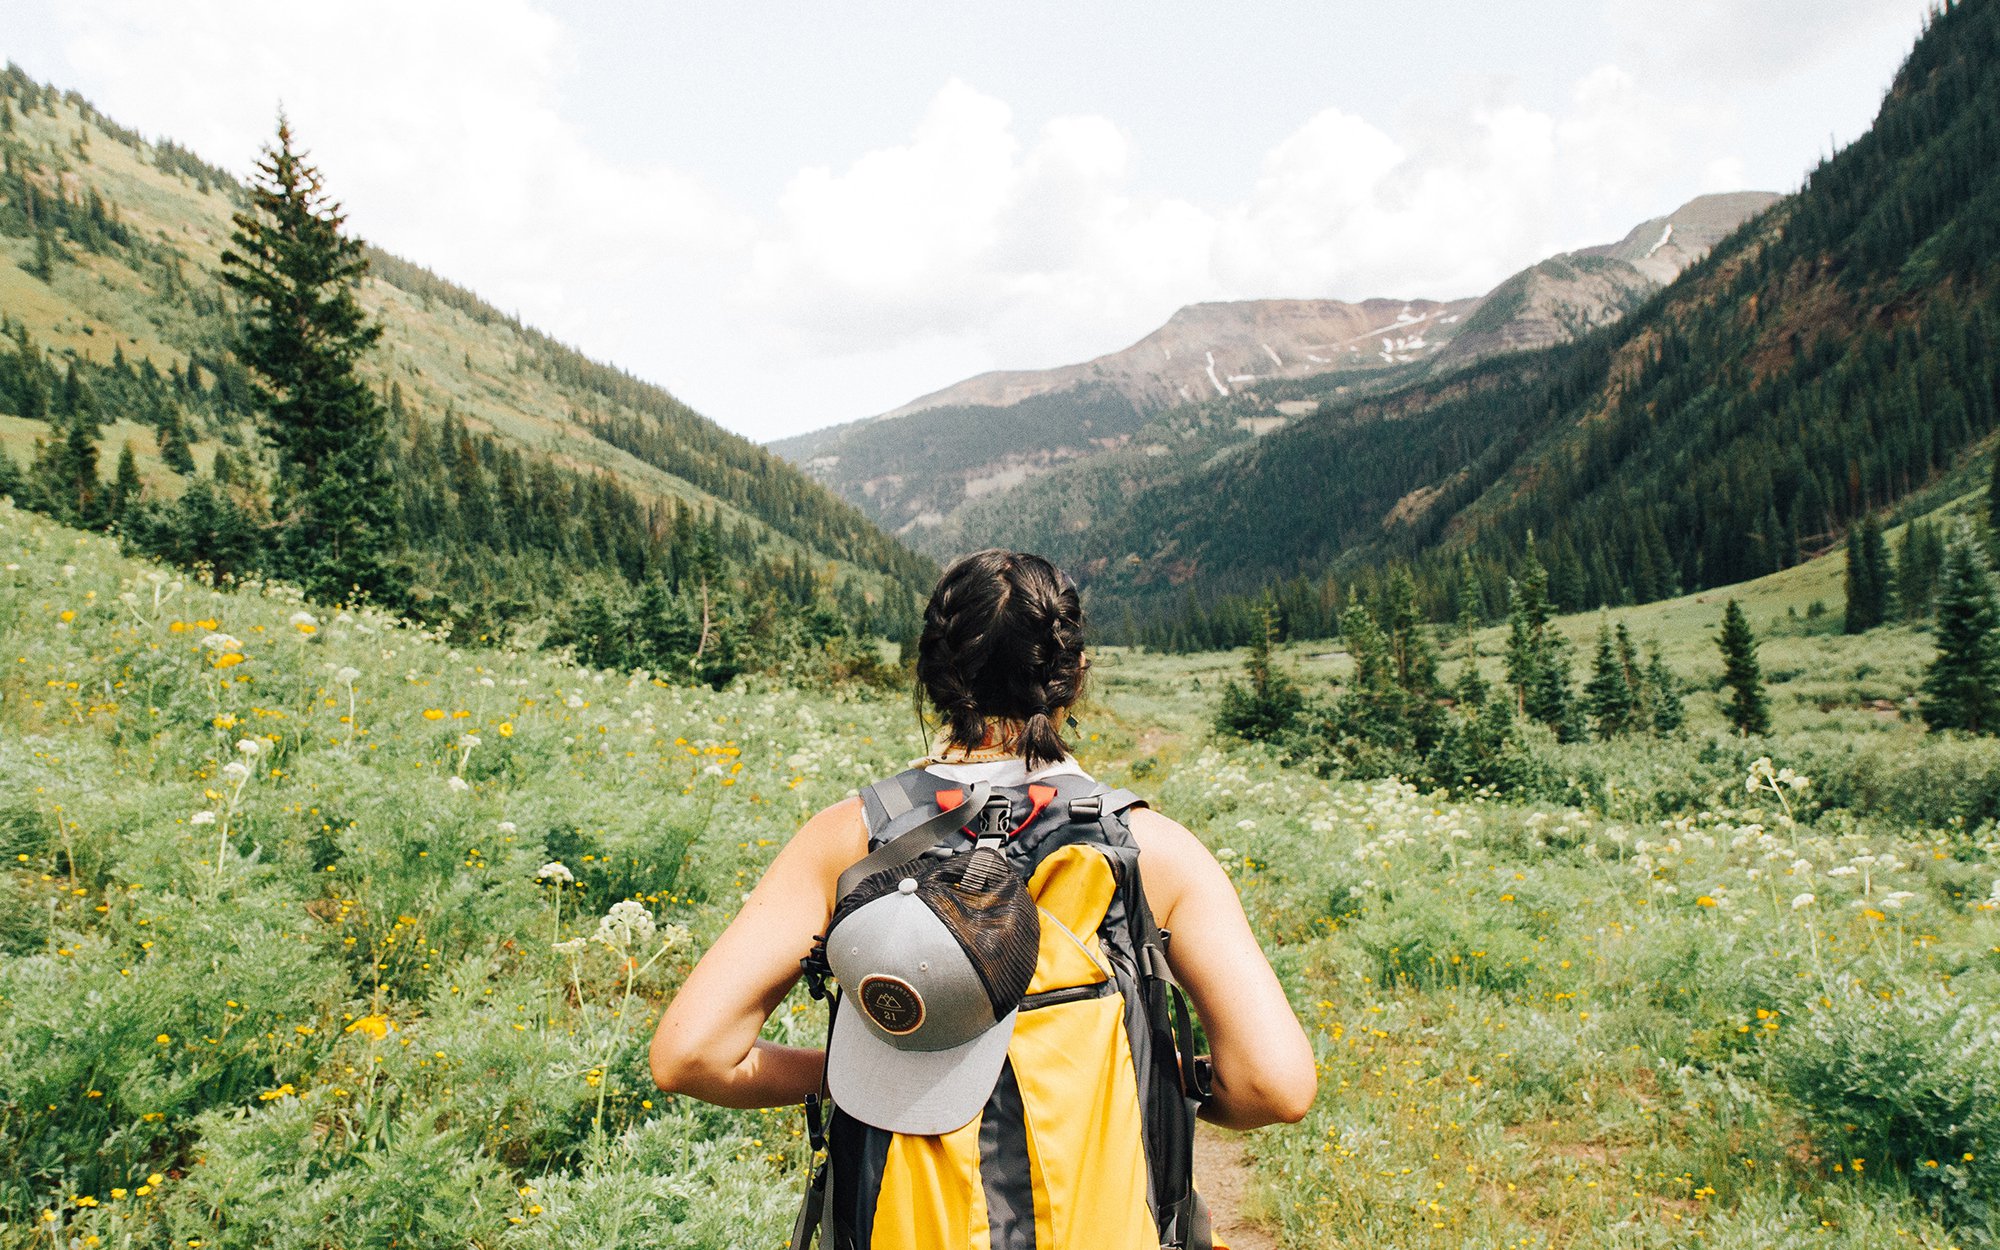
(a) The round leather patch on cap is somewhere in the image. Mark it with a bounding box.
[856,974,925,1036]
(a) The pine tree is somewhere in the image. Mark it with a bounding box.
[0,446,22,502]
[1844,517,1892,633]
[1844,523,1869,632]
[30,413,103,528]
[60,361,98,438]
[1503,539,1553,704]
[1919,521,2000,734]
[1716,599,1771,736]
[110,442,142,519]
[1584,620,1639,738]
[1989,443,2000,538]
[1502,538,1579,739]
[157,407,195,475]
[1452,568,1488,708]
[220,115,404,606]
[1643,642,1685,734]
[1215,603,1305,741]
[1896,518,1947,621]
[28,227,56,283]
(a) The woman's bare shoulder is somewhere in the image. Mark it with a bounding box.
[797,795,868,859]
[1123,806,1223,925]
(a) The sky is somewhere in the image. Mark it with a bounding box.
[3,1,1939,443]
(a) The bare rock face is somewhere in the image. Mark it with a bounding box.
[1584,191,1787,282]
[879,296,1481,419]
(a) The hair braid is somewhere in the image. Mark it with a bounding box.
[916,549,1087,769]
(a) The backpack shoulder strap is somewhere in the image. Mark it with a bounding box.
[858,767,946,842]
[836,777,994,900]
[1066,784,1147,822]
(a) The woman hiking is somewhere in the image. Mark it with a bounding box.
[651,548,1315,1249]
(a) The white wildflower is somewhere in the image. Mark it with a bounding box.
[220,760,252,784]
[537,861,575,885]
[191,810,217,826]
[335,666,360,685]
[1881,890,1917,910]
[595,899,656,950]
[552,937,590,957]
[236,738,263,756]
[498,820,518,834]
[201,632,244,653]
[446,775,471,794]
[458,733,482,749]
[1791,893,1816,909]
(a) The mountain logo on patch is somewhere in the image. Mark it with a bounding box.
[857,974,925,1035]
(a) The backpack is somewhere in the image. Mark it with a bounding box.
[791,767,1214,1250]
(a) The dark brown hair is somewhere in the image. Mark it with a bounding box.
[916,549,1087,769]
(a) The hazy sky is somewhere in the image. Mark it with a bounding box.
[4,1,1937,442]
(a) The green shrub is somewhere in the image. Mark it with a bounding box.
[1771,984,2000,1233]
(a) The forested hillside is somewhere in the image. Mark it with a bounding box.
[779,194,1773,558]
[0,67,932,663]
[999,0,2000,644]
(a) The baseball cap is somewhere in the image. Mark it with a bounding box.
[824,844,1040,1135]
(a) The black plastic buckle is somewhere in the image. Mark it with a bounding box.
[1069,794,1104,820]
[974,793,1014,846]
[1189,1054,1215,1101]
[800,941,832,1001]
[803,1092,827,1151]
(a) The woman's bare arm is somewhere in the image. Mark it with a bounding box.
[649,797,866,1108]
[1129,808,1317,1129]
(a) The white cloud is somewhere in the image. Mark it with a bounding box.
[2,1,1937,440]
[37,0,750,401]
[1605,0,1938,84]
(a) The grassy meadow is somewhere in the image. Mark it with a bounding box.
[4,498,1999,1248]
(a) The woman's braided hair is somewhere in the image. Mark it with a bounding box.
[916,549,1087,769]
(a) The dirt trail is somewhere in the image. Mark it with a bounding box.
[1196,1130,1280,1250]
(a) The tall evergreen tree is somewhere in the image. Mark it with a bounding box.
[220,115,404,606]
[31,413,102,528]
[1990,443,2000,538]
[1919,521,2000,735]
[1584,619,1639,738]
[0,446,22,502]
[1452,568,1488,708]
[1895,518,1948,621]
[110,442,142,520]
[1215,603,1304,741]
[1502,537,1580,739]
[1643,642,1685,734]
[1716,599,1771,736]
[1844,516,1892,633]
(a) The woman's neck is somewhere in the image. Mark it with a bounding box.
[929,717,1029,762]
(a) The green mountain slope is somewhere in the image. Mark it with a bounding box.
[0,68,932,641]
[776,194,1775,556]
[1035,0,2000,639]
